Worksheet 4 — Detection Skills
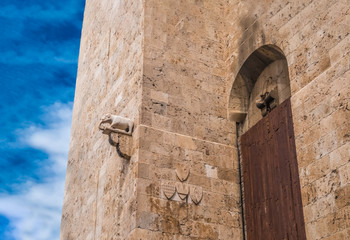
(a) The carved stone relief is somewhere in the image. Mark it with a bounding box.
[175,182,189,200]
[190,185,203,205]
[162,165,203,205]
[175,165,190,182]
[162,181,176,200]
[99,114,134,135]
[255,88,279,117]
[99,114,134,160]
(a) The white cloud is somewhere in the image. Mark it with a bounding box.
[0,102,73,240]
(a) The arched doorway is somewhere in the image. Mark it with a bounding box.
[229,45,306,239]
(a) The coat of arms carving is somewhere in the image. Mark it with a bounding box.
[190,185,203,205]
[162,164,203,205]
[162,181,176,200]
[175,182,189,200]
[175,165,190,182]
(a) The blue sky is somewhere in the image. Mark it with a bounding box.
[0,0,85,239]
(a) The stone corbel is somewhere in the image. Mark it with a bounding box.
[228,110,247,123]
[99,114,134,160]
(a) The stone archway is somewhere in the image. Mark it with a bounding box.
[229,45,306,239]
[228,45,291,132]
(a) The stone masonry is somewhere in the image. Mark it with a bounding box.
[61,0,349,239]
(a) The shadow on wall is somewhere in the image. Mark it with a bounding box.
[237,1,267,66]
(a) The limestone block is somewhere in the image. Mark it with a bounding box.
[335,185,350,209]
[327,205,350,235]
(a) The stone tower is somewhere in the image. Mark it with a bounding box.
[61,0,350,239]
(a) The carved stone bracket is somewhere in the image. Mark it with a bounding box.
[228,110,247,123]
[99,114,134,135]
[99,114,134,160]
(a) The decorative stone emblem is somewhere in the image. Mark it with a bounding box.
[162,181,176,200]
[175,182,189,200]
[190,185,203,205]
[175,165,190,182]
[162,165,203,205]
[256,89,278,117]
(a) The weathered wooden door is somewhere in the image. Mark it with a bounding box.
[240,99,306,240]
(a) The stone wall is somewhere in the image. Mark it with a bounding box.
[226,1,349,239]
[229,1,350,238]
[135,1,241,238]
[60,0,144,239]
[61,0,350,239]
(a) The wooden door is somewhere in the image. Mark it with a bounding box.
[240,99,306,240]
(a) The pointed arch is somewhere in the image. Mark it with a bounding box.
[228,44,291,131]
